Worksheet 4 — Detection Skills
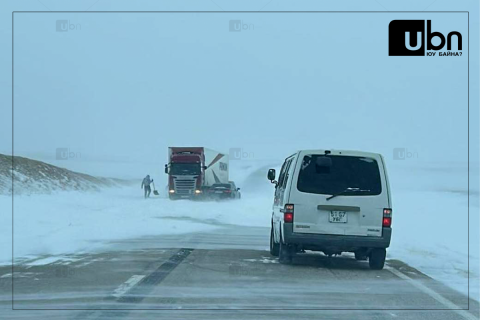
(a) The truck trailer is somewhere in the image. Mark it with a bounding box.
[165,147,229,200]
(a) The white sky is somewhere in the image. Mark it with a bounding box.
[0,1,478,181]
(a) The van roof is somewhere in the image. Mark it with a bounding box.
[297,149,382,158]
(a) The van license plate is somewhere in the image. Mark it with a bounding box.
[329,211,347,223]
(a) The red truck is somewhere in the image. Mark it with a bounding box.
[165,147,229,200]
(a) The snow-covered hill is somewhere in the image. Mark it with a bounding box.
[0,154,131,195]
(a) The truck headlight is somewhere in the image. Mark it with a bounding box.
[169,190,175,193]
[195,190,202,194]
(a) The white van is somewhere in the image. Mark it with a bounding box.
[267,149,392,269]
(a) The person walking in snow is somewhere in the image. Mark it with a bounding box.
[141,175,153,199]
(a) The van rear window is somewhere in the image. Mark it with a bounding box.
[297,155,382,196]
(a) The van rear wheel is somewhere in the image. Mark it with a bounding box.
[369,248,386,270]
[270,228,279,257]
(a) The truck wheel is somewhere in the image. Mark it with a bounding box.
[270,228,279,257]
[369,248,386,270]
[279,240,293,264]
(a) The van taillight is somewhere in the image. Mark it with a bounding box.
[284,204,294,223]
[383,208,392,227]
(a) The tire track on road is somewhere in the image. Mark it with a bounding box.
[117,248,193,303]
[70,248,193,320]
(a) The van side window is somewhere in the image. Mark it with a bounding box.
[277,160,288,188]
[281,159,293,189]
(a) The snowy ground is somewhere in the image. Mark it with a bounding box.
[0,187,272,264]
[390,188,478,300]
[389,163,479,302]
[0,161,478,302]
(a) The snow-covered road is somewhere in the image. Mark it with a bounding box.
[0,167,478,302]
[1,186,271,264]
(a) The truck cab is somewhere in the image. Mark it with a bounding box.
[166,148,206,199]
[165,147,229,200]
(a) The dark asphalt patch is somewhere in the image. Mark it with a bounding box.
[117,248,193,304]
[71,249,194,320]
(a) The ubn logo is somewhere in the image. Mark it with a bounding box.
[229,20,254,32]
[56,20,81,32]
[389,20,462,56]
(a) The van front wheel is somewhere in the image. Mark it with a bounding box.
[270,228,279,257]
[369,248,386,270]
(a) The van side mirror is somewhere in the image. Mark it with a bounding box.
[203,166,208,170]
[164,164,168,174]
[237,188,240,191]
[267,169,276,182]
